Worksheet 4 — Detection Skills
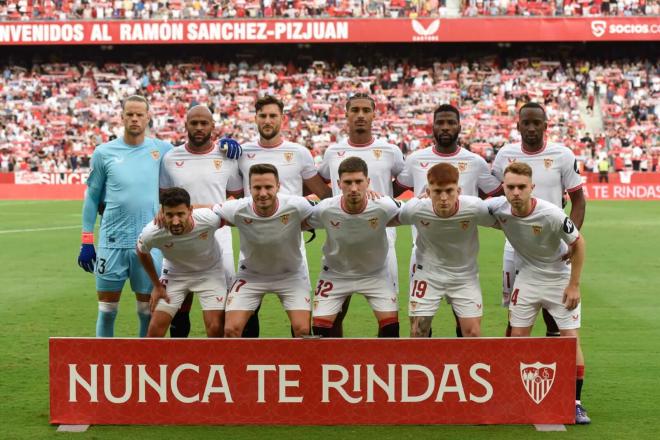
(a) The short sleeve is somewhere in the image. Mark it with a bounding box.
[300,148,319,180]
[476,156,502,195]
[398,198,421,225]
[396,157,414,189]
[159,152,173,189]
[318,150,331,181]
[474,198,497,227]
[213,199,241,225]
[491,150,506,182]
[554,210,580,245]
[196,208,223,229]
[391,146,405,177]
[305,201,326,229]
[561,150,583,193]
[136,227,153,254]
[226,170,244,193]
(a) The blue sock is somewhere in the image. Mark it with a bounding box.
[137,301,151,337]
[96,302,118,337]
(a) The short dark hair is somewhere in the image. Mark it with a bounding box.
[519,102,546,120]
[338,156,368,177]
[345,93,375,111]
[504,162,533,178]
[427,163,459,186]
[255,95,284,114]
[160,187,191,208]
[249,163,279,183]
[122,95,150,111]
[433,104,460,122]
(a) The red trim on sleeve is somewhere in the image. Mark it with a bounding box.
[569,234,581,246]
[81,232,94,244]
[485,184,503,197]
[566,184,583,193]
[395,178,413,190]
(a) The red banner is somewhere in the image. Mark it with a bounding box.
[583,183,660,200]
[0,17,658,45]
[14,171,89,185]
[50,337,576,425]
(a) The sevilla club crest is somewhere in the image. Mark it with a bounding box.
[368,217,379,229]
[372,149,383,160]
[520,362,556,404]
[544,158,554,169]
[460,220,470,230]
[150,150,160,160]
[283,152,294,163]
[532,225,542,235]
[198,232,209,240]
[280,214,290,225]
[213,159,223,170]
[457,161,468,172]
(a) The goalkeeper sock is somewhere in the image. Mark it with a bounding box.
[136,301,151,338]
[312,318,334,338]
[96,301,118,337]
[242,305,261,338]
[377,318,399,338]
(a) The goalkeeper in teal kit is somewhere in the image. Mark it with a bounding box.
[78,96,172,337]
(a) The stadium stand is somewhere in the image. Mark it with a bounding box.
[0,0,657,20]
[0,51,657,173]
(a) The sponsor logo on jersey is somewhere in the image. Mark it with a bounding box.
[304,297,310,304]
[213,159,223,170]
[420,162,429,169]
[283,152,294,163]
[113,156,125,164]
[198,231,209,240]
[544,158,554,169]
[532,225,542,235]
[508,158,517,164]
[151,150,160,160]
[457,161,468,172]
[520,362,556,404]
[460,220,470,230]
[330,220,341,228]
[572,314,579,321]
[175,160,184,167]
[498,216,508,224]
[243,218,253,225]
[163,242,174,248]
[337,151,346,157]
[216,296,224,303]
[476,303,482,309]
[368,217,379,229]
[420,220,430,227]
[247,153,256,159]
[373,149,383,160]
[280,214,290,225]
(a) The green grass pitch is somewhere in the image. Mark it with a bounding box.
[0,200,659,439]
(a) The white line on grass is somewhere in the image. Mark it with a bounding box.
[0,225,79,234]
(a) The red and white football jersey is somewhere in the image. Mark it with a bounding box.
[319,137,404,196]
[214,194,313,279]
[397,146,501,197]
[307,195,400,278]
[238,139,318,196]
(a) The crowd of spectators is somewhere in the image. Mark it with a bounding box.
[0,0,657,21]
[0,56,657,174]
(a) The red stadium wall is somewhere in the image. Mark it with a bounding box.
[0,17,658,45]
[1,173,660,200]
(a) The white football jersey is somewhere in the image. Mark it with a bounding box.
[307,195,400,278]
[214,194,313,279]
[399,196,495,280]
[486,197,580,282]
[238,139,318,196]
[319,137,404,196]
[137,208,223,276]
[492,142,582,208]
[159,144,243,205]
[397,147,501,197]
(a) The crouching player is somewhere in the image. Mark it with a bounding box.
[214,164,315,338]
[307,157,401,338]
[486,162,590,424]
[396,163,494,337]
[136,187,227,337]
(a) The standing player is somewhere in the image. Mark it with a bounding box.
[318,93,405,336]
[394,104,502,337]
[492,102,586,337]
[309,157,401,338]
[137,188,227,337]
[397,163,495,337]
[236,95,331,337]
[215,164,315,338]
[77,95,172,337]
[159,105,243,337]
[487,162,590,424]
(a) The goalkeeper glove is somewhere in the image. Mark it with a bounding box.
[78,232,97,273]
[218,136,242,160]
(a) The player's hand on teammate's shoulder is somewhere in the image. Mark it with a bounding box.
[217,136,242,160]
[366,190,382,200]
[150,282,170,313]
[153,211,166,228]
[77,233,97,273]
[562,284,581,310]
